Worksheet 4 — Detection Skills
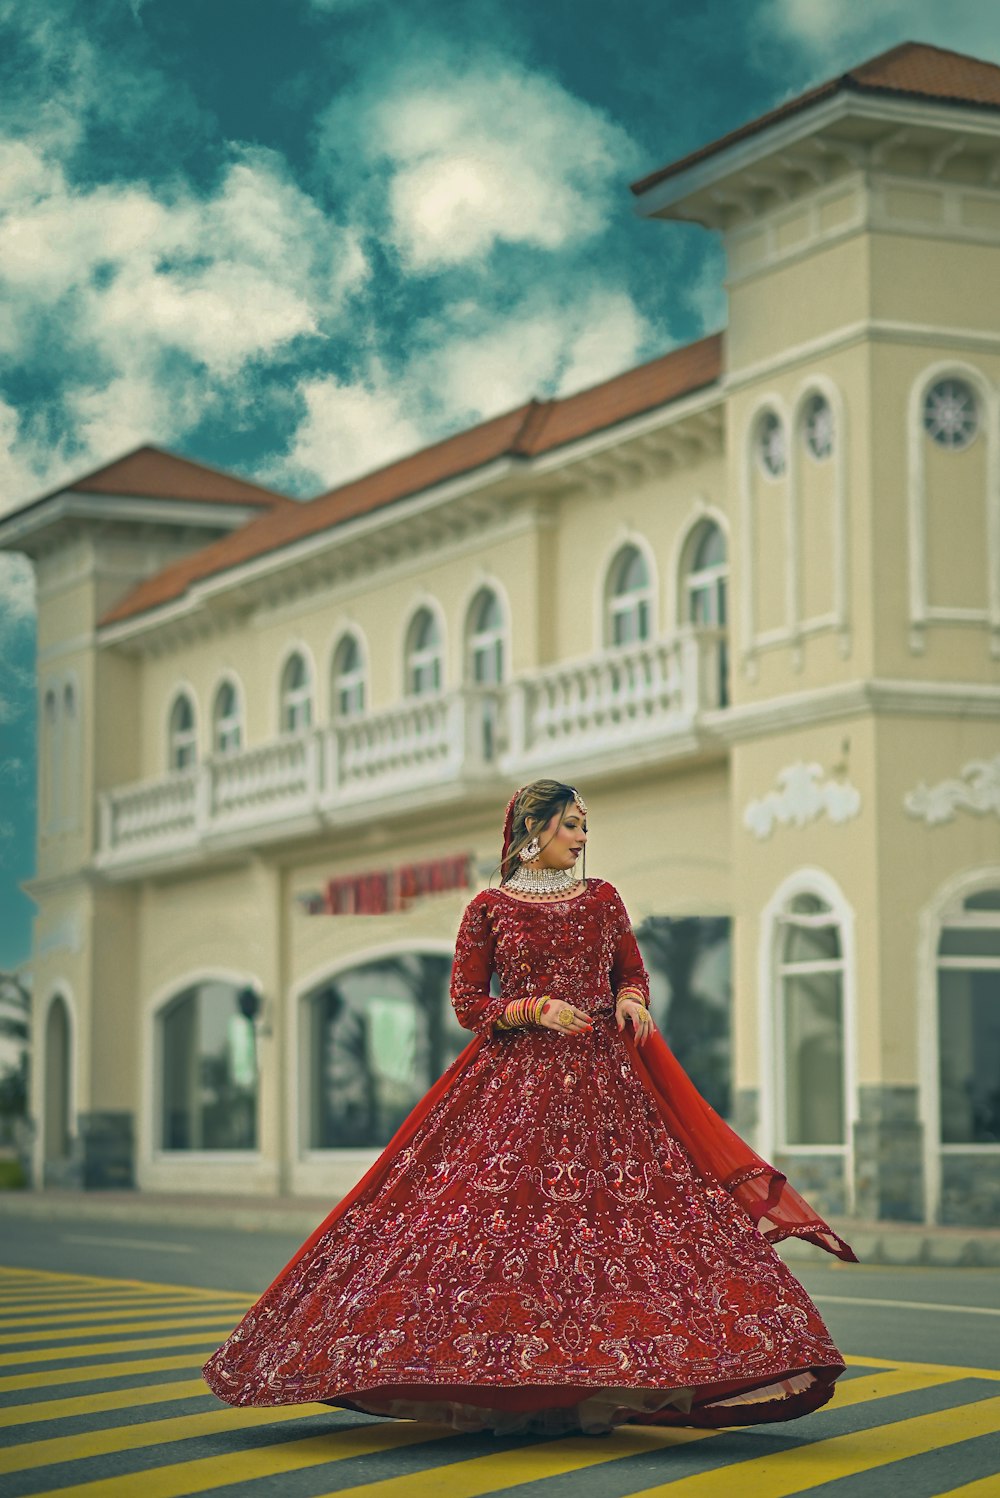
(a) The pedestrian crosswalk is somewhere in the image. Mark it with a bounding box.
[0,1265,998,1497]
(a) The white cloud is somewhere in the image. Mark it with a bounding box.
[335,56,637,270]
[0,555,35,623]
[757,0,1000,67]
[272,366,424,492]
[0,139,371,509]
[273,281,656,492]
[422,287,652,417]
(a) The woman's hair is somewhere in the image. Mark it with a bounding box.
[495,778,585,885]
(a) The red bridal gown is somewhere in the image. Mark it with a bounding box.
[203,878,857,1435]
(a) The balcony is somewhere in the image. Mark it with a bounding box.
[96,629,728,874]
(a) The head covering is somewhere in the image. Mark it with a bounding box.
[500,788,522,873]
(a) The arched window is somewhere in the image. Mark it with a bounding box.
[303,952,465,1150]
[404,608,443,696]
[466,589,505,685]
[755,409,786,478]
[280,652,312,733]
[159,981,258,1151]
[776,890,846,1146]
[43,994,72,1176]
[801,392,835,461]
[683,521,728,629]
[43,687,58,831]
[60,681,78,831]
[682,520,729,709]
[212,680,242,755]
[167,692,197,771]
[937,887,1000,1146]
[331,634,366,719]
[606,545,653,647]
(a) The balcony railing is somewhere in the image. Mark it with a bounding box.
[96,630,727,871]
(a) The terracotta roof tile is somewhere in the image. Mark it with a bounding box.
[22,444,292,513]
[99,335,723,627]
[632,42,1000,197]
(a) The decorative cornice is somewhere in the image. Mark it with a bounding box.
[904,752,1000,825]
[743,760,862,839]
[710,678,1000,743]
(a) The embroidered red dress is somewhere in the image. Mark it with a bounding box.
[203,878,856,1434]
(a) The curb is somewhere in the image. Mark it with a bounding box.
[3,1191,999,1267]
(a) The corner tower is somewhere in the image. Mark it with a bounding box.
[634,42,1000,1224]
[0,448,291,1187]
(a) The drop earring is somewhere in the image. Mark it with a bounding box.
[518,837,541,863]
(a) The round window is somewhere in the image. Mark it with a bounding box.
[922,378,978,450]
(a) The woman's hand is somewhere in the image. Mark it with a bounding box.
[538,999,593,1036]
[617,998,654,1048]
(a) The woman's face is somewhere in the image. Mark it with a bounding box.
[528,800,588,870]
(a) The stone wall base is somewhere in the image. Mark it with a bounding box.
[853,1085,924,1222]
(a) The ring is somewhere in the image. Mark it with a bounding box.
[558,1007,575,1028]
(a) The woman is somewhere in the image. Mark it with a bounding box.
[203,778,857,1435]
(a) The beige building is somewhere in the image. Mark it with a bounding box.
[2,40,999,1225]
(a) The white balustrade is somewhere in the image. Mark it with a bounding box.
[211,732,319,828]
[96,639,724,868]
[510,635,700,762]
[327,693,463,801]
[99,770,197,859]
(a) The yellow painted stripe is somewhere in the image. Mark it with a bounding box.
[612,1393,1000,1498]
[0,1267,243,1298]
[0,1330,229,1366]
[0,1351,216,1393]
[27,1418,453,1498]
[935,1479,1000,1497]
[0,1311,237,1345]
[0,1400,328,1475]
[0,1301,246,1329]
[306,1368,957,1498]
[359,1426,711,1498]
[0,1377,208,1427]
[0,1294,242,1317]
[843,1352,1000,1383]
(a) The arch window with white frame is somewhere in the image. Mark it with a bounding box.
[167,691,197,771]
[937,886,1000,1146]
[158,980,258,1151]
[755,409,787,478]
[922,378,979,451]
[776,890,846,1147]
[280,651,313,733]
[682,520,729,709]
[303,952,466,1151]
[212,680,242,755]
[466,588,505,685]
[801,392,834,461]
[606,545,653,648]
[331,633,366,719]
[405,608,443,696]
[42,687,58,830]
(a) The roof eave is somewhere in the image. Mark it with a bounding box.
[632,87,1000,221]
[0,492,269,557]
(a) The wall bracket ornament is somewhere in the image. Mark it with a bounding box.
[903,754,1000,825]
[743,761,861,840]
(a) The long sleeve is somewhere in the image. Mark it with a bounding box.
[450,896,506,1036]
[607,885,650,1006]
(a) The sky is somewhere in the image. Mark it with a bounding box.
[1,0,999,972]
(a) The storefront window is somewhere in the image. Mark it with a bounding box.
[635,916,731,1117]
[306,953,466,1149]
[160,982,257,1151]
